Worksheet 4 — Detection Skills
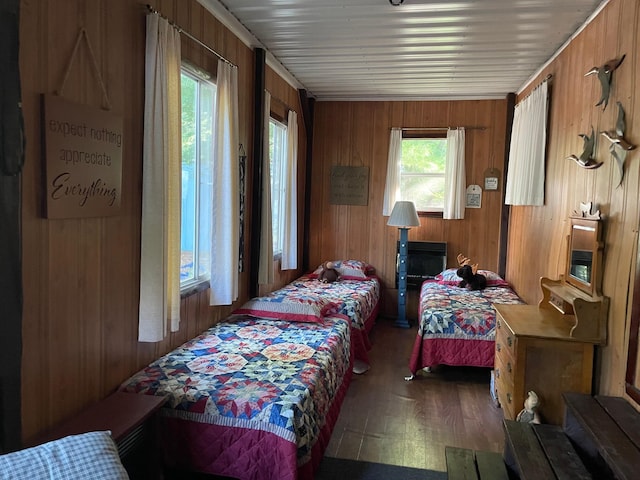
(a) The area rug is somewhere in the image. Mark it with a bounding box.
[315,456,448,480]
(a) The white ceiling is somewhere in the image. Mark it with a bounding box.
[200,0,607,100]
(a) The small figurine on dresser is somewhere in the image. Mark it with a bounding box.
[516,391,542,424]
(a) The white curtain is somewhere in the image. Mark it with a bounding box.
[258,92,274,284]
[443,128,466,220]
[505,81,548,206]
[382,127,402,216]
[209,60,240,305]
[138,14,181,342]
[281,110,298,270]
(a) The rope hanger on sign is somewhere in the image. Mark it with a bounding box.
[57,27,112,110]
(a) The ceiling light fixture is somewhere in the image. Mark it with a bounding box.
[389,0,405,5]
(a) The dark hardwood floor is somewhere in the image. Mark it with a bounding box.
[324,316,506,472]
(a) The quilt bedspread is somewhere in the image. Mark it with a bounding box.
[237,274,380,331]
[290,274,380,330]
[119,314,351,465]
[417,282,523,340]
[408,282,523,372]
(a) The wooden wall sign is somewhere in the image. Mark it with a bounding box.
[329,166,369,206]
[42,94,123,218]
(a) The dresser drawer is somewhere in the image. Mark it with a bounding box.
[494,348,514,390]
[496,372,515,419]
[495,316,515,361]
[494,345,516,420]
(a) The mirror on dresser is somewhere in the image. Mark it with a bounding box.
[565,210,603,298]
[538,203,608,343]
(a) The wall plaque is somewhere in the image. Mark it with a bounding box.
[484,167,501,191]
[42,94,123,218]
[465,184,482,208]
[329,166,369,206]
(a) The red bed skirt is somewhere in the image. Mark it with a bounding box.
[408,335,495,374]
[156,358,353,480]
[350,300,378,367]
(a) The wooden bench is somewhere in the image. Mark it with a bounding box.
[563,392,640,480]
[500,392,640,480]
[445,446,509,480]
[503,419,591,479]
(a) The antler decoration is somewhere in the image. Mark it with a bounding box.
[584,54,625,111]
[457,254,478,275]
[457,253,470,266]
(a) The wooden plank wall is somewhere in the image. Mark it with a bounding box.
[309,99,509,317]
[18,0,305,444]
[505,0,639,400]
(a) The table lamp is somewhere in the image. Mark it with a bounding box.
[387,201,420,328]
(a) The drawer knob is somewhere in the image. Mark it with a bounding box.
[495,368,500,379]
[507,362,512,373]
[506,393,512,404]
[496,343,501,352]
[497,319,501,328]
[507,336,513,348]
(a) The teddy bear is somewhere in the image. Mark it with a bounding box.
[318,261,340,283]
[456,253,487,291]
[516,390,542,424]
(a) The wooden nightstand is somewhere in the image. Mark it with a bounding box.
[33,392,167,479]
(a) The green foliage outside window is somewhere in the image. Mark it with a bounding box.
[400,138,447,212]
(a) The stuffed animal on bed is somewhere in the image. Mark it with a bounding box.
[318,261,340,283]
[456,253,487,290]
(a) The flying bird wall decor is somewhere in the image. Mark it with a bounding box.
[601,102,636,187]
[567,127,602,169]
[584,54,625,111]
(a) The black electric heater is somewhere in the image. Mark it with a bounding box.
[396,241,447,290]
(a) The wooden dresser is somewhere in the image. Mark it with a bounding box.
[494,303,593,425]
[494,207,610,425]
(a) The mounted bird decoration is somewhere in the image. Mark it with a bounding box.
[567,127,602,169]
[584,54,625,111]
[601,102,636,187]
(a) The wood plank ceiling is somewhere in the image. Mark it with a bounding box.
[200,0,606,100]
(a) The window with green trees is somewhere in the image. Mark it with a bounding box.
[400,137,447,212]
[180,68,216,288]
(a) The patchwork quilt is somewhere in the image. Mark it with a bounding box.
[235,274,380,330]
[409,282,523,372]
[119,314,351,475]
[289,274,380,329]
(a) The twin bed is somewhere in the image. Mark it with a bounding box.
[119,260,520,478]
[407,268,524,377]
[119,260,379,480]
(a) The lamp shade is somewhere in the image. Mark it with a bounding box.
[387,201,420,228]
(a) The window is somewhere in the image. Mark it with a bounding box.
[180,68,216,288]
[400,136,447,212]
[269,117,287,256]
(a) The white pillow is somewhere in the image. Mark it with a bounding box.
[0,431,129,479]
